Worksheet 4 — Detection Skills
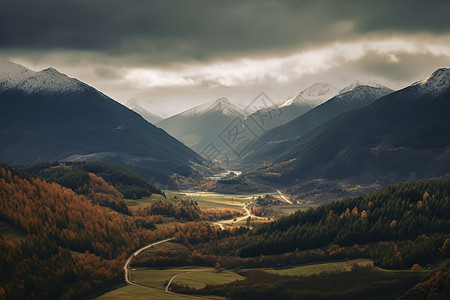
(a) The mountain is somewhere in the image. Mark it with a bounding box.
[157,84,338,163]
[243,84,393,161]
[246,83,339,132]
[157,97,246,160]
[244,68,450,201]
[338,80,385,94]
[126,99,163,124]
[0,61,201,183]
[0,60,35,92]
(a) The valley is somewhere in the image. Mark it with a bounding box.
[1,6,450,298]
[0,147,449,299]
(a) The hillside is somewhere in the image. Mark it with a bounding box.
[0,61,201,184]
[240,178,450,259]
[0,162,221,299]
[153,177,450,299]
[21,161,163,200]
[0,163,151,298]
[188,178,449,269]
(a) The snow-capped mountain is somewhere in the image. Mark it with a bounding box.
[0,60,35,92]
[243,68,450,202]
[0,61,201,182]
[16,68,87,95]
[245,83,339,132]
[157,97,246,156]
[338,81,379,94]
[243,84,393,160]
[176,97,245,117]
[126,99,163,124]
[0,60,87,94]
[333,84,392,105]
[277,83,340,107]
[410,68,450,96]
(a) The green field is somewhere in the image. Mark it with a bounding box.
[125,193,167,207]
[130,267,211,289]
[266,259,374,276]
[172,270,245,289]
[169,191,252,209]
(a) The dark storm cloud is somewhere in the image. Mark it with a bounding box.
[1,0,449,65]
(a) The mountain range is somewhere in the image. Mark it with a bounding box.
[243,68,450,201]
[243,84,393,162]
[2,60,449,199]
[0,61,201,183]
[157,83,341,162]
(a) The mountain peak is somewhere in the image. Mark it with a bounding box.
[0,61,88,95]
[16,67,87,95]
[412,67,450,96]
[332,84,393,105]
[208,97,244,116]
[431,67,450,77]
[298,83,339,103]
[210,97,232,109]
[41,67,62,75]
[179,97,244,117]
[278,82,339,107]
[0,60,36,92]
[339,81,387,94]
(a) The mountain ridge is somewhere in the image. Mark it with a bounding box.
[242,69,450,201]
[242,84,393,161]
[0,61,202,183]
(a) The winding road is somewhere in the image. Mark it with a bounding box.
[165,271,193,292]
[124,238,174,285]
[212,202,253,230]
[124,238,206,299]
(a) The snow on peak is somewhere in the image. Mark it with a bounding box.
[181,97,244,117]
[16,68,87,94]
[277,83,339,108]
[0,61,88,95]
[412,68,450,95]
[332,84,393,105]
[299,83,340,102]
[0,60,36,92]
[339,81,386,94]
[210,97,234,110]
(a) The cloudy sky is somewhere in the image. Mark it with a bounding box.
[1,0,450,117]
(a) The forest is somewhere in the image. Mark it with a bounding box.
[0,161,449,299]
[20,161,163,200]
[189,178,450,269]
[0,163,219,299]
